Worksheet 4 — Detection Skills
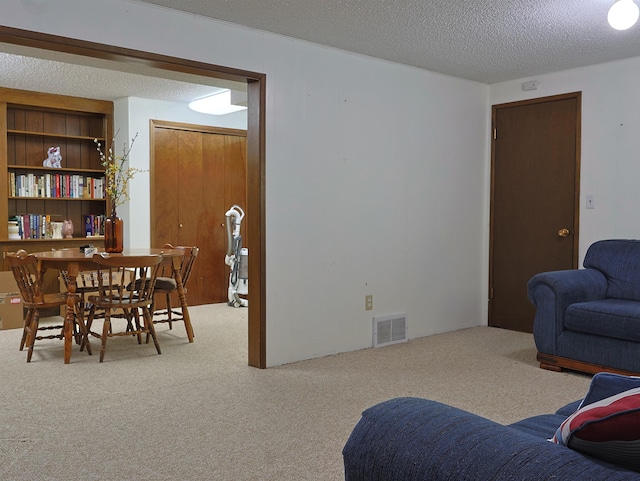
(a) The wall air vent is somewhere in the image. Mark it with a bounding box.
[373,313,407,348]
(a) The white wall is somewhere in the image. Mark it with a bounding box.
[490,58,640,266]
[1,0,490,366]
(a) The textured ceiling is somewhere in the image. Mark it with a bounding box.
[136,0,640,84]
[0,43,245,103]
[1,0,638,103]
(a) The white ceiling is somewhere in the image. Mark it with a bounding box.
[0,0,638,103]
[0,42,245,104]
[136,0,640,84]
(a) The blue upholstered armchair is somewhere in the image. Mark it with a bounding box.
[527,239,640,375]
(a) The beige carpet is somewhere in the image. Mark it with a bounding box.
[0,305,592,480]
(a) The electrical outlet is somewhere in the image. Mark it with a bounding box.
[365,295,373,311]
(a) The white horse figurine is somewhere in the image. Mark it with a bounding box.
[43,146,62,168]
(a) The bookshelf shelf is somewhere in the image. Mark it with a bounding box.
[8,165,105,174]
[7,129,106,142]
[2,237,103,242]
[9,197,107,201]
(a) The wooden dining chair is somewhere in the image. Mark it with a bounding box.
[60,268,108,324]
[84,253,163,362]
[7,249,91,362]
[151,244,199,336]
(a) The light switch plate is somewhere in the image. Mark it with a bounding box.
[586,195,595,209]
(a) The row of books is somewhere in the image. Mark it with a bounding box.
[9,214,106,239]
[11,214,58,240]
[9,172,106,199]
[84,214,106,237]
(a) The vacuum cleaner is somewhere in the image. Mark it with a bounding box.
[224,205,248,307]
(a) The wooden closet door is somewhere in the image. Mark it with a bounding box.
[202,132,248,304]
[152,122,247,306]
[152,128,180,241]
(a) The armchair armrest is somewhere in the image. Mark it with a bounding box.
[343,397,634,481]
[527,269,607,354]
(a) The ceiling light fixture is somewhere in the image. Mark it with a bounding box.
[608,0,640,30]
[188,89,247,115]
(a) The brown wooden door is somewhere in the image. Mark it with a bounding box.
[489,93,581,332]
[151,121,247,306]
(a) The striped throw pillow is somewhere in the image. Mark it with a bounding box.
[551,373,640,471]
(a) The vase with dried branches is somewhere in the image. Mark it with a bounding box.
[94,132,143,253]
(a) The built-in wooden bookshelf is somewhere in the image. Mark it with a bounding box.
[0,87,113,243]
[0,88,113,298]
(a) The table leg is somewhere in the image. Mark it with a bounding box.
[172,256,194,342]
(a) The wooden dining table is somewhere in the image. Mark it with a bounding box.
[32,247,195,364]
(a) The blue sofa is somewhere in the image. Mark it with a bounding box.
[528,239,640,375]
[343,397,640,480]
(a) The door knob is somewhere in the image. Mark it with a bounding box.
[558,228,570,237]
[179,223,183,228]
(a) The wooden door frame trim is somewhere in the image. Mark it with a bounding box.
[0,26,267,368]
[150,119,247,137]
[489,91,581,319]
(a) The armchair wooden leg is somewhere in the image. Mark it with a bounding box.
[539,362,563,372]
[537,352,640,376]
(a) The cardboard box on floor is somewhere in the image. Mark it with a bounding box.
[0,271,23,330]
